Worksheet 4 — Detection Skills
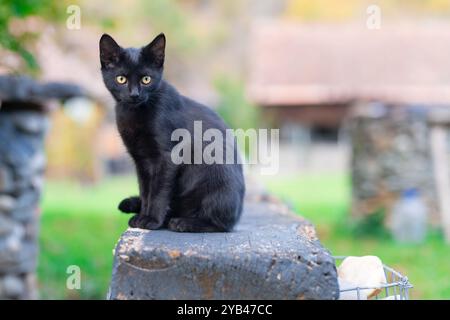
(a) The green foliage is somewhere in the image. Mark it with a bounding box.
[138,0,198,54]
[0,0,68,72]
[213,74,261,157]
[213,74,260,131]
[350,208,391,238]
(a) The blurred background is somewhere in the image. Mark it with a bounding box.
[1,0,450,299]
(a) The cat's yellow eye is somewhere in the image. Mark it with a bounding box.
[141,76,152,85]
[116,76,127,84]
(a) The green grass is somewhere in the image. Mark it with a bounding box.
[38,177,136,299]
[38,174,450,299]
[262,173,450,300]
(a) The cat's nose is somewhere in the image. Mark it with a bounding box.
[130,88,140,99]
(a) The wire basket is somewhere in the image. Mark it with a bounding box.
[334,256,413,300]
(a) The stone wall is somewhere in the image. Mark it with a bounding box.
[0,110,48,299]
[349,102,438,226]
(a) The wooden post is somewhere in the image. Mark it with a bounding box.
[430,125,450,243]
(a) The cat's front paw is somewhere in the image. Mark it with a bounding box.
[128,214,146,228]
[168,218,188,232]
[128,215,163,230]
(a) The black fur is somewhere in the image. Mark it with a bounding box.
[99,33,245,232]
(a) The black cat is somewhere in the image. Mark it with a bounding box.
[99,33,245,232]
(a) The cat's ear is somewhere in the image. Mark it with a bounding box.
[99,34,121,68]
[142,33,166,68]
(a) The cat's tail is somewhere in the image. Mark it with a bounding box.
[118,196,141,214]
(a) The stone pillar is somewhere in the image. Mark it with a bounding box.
[0,110,49,299]
[349,102,438,226]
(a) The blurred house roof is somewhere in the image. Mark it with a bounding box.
[248,22,450,106]
[35,27,114,107]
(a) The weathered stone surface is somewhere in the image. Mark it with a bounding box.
[30,175,45,191]
[12,112,49,135]
[109,198,339,300]
[5,136,36,168]
[28,152,46,174]
[0,240,36,274]
[0,75,85,108]
[23,217,39,241]
[11,206,38,223]
[0,167,14,193]
[12,155,45,189]
[1,275,25,298]
[0,214,15,236]
[0,195,16,213]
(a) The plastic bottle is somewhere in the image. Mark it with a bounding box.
[390,188,427,243]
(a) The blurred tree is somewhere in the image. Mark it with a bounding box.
[214,74,261,158]
[0,0,69,73]
[214,74,260,131]
[138,0,198,54]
